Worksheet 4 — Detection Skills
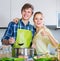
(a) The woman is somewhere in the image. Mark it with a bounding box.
[32,11,59,55]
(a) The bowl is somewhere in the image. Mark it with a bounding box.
[33,56,58,61]
[33,57,52,61]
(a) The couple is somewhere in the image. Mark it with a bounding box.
[1,3,58,55]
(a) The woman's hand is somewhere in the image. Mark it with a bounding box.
[32,43,36,49]
[41,30,48,36]
[13,18,19,24]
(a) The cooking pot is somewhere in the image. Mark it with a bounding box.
[13,48,34,58]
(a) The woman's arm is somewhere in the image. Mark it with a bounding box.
[45,29,59,48]
[32,43,36,48]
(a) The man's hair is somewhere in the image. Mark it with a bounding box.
[21,3,34,14]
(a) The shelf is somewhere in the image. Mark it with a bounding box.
[46,25,57,30]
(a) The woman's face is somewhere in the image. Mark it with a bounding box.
[33,14,44,28]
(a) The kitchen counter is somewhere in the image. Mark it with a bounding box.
[0,45,59,61]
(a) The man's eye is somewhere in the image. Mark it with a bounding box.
[40,18,43,20]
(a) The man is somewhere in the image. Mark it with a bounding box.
[1,3,36,46]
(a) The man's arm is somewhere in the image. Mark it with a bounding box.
[1,22,14,45]
[2,37,15,45]
[2,39,9,45]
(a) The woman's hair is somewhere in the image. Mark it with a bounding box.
[33,11,43,20]
[21,3,34,14]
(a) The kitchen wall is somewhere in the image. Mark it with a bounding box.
[0,0,60,27]
[11,0,57,25]
[0,29,60,54]
[0,29,60,43]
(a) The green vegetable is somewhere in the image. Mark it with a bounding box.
[14,58,24,61]
[1,57,14,61]
[33,57,52,61]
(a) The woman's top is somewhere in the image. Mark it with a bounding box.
[32,26,58,55]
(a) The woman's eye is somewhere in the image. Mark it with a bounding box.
[28,11,30,13]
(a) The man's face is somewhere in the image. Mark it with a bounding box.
[21,8,33,21]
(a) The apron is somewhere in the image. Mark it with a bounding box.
[12,20,32,57]
[13,29,32,48]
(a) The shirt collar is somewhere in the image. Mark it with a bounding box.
[20,19,30,26]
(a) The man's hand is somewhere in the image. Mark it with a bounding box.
[9,37,15,44]
[13,18,19,24]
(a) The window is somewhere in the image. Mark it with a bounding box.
[57,13,60,28]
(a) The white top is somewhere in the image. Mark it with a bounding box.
[33,27,58,55]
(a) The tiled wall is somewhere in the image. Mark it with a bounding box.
[0,29,6,39]
[0,29,60,42]
[0,29,60,53]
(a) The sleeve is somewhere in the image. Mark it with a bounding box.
[1,22,14,41]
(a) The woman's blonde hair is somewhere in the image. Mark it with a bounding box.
[33,11,43,20]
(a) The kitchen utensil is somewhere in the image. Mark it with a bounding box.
[14,48,34,58]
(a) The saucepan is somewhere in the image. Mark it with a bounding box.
[14,48,34,58]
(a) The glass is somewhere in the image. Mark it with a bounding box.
[0,45,12,58]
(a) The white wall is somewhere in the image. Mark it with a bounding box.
[56,0,60,12]
[11,0,57,25]
[0,0,10,27]
[0,0,60,27]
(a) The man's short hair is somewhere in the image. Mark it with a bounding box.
[21,3,34,14]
